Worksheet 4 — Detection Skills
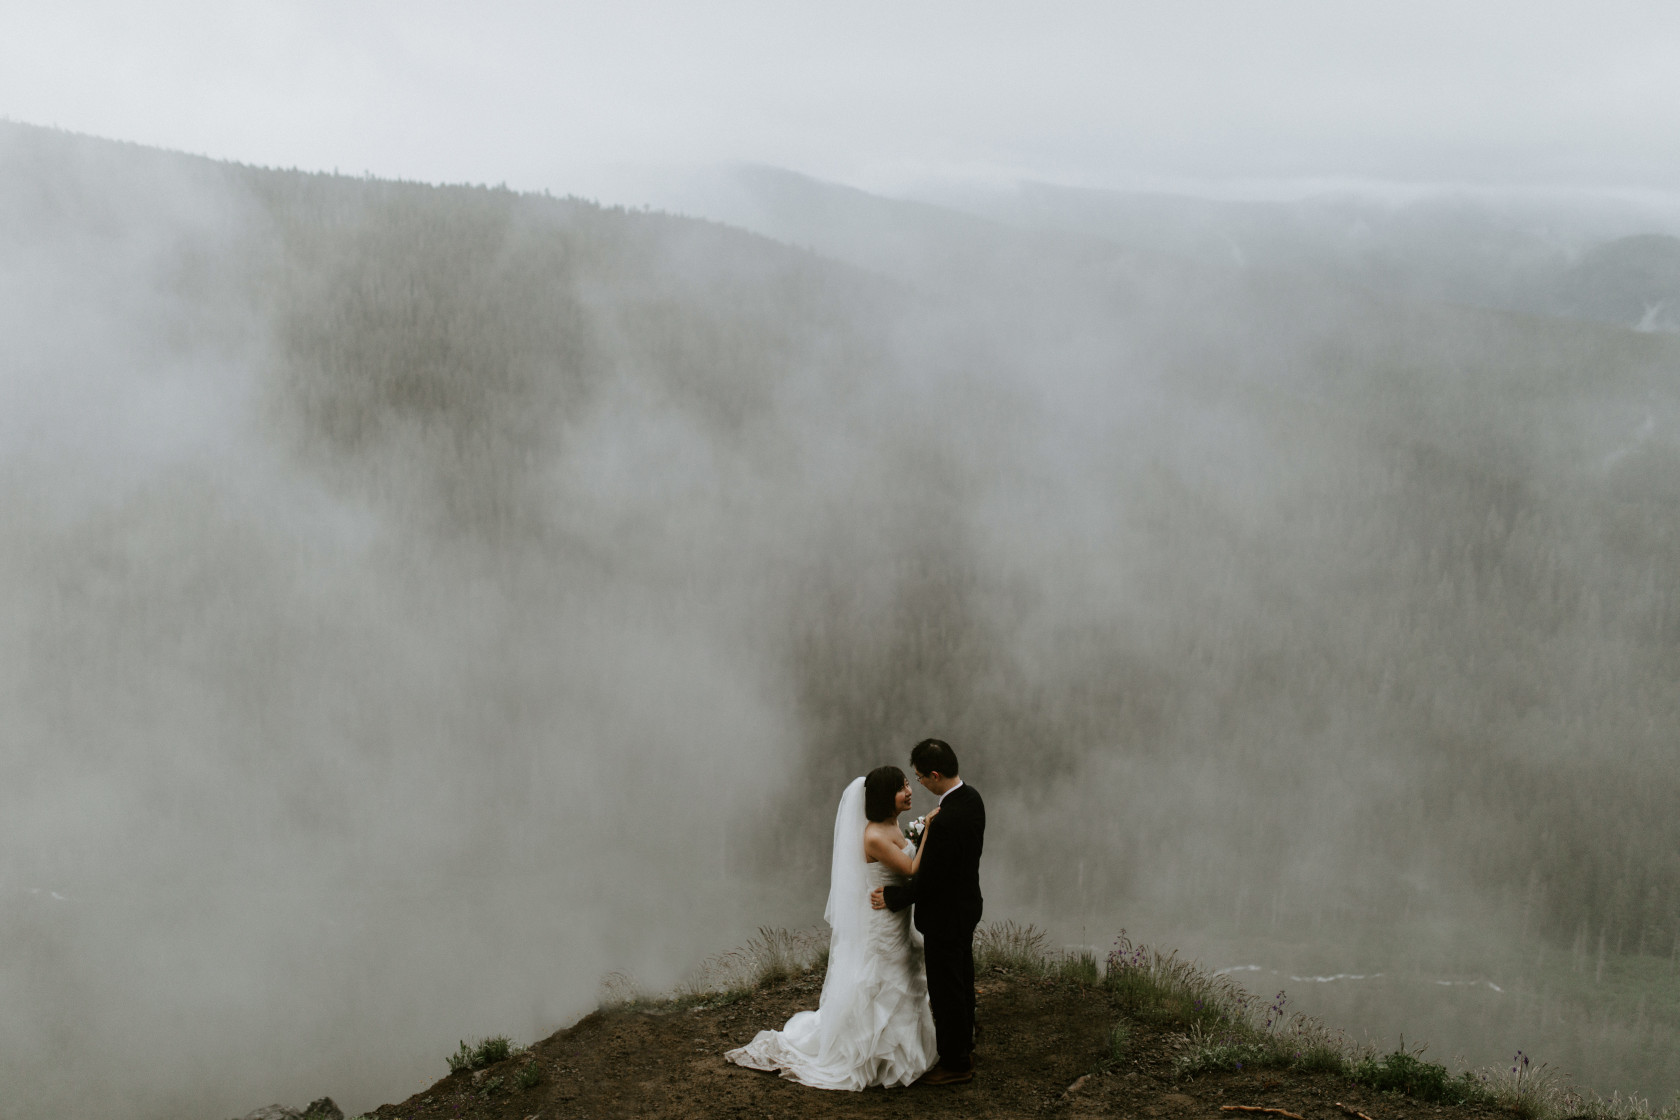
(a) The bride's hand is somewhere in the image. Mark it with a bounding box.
[924,806,941,825]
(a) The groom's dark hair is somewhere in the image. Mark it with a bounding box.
[864,766,907,822]
[910,738,959,778]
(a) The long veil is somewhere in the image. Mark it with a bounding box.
[818,777,870,1026]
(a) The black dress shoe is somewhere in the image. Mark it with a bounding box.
[917,1064,974,1086]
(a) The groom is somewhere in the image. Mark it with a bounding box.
[871,738,985,1086]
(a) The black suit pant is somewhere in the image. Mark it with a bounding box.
[922,923,978,1070]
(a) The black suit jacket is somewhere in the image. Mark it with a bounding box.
[882,782,984,937]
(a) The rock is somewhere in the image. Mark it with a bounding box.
[1061,1073,1092,1099]
[303,1099,345,1120]
[236,1107,301,1120]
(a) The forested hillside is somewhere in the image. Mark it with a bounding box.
[3,121,1678,1117]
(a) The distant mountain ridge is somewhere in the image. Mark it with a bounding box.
[949,179,1680,331]
[643,163,1680,332]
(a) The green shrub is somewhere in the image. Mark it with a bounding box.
[1293,1041,1351,1075]
[1351,1048,1489,1105]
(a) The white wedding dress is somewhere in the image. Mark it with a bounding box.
[725,778,937,1090]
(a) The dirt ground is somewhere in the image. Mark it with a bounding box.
[364,965,1515,1120]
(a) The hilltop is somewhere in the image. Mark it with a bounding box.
[321,932,1579,1120]
[330,944,1525,1120]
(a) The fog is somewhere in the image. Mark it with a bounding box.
[3,114,1679,1119]
[11,3,1680,193]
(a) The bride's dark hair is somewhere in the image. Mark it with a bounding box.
[863,766,906,822]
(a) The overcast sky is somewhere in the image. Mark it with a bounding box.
[4,1,1680,202]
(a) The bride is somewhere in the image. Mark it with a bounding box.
[725,766,939,1089]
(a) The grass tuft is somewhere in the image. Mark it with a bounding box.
[1173,1025,1284,1077]
[1574,1090,1680,1120]
[1108,1020,1132,1063]
[1056,948,1101,987]
[602,927,829,1013]
[1105,930,1252,1029]
[597,970,646,1007]
[679,927,828,1003]
[446,1035,515,1075]
[513,1059,543,1091]
[974,921,1051,974]
[1472,1050,1579,1120]
[740,926,822,988]
[1096,932,1371,1082]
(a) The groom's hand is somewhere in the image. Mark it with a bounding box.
[870,887,886,910]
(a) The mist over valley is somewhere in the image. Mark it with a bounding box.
[3,121,1678,1118]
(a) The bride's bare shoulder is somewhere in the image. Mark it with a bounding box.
[861,820,902,862]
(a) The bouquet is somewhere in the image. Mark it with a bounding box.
[904,815,928,849]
